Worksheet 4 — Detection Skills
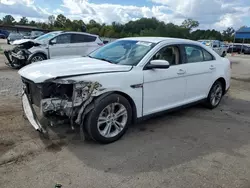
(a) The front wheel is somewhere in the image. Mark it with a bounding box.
[29,54,45,63]
[85,94,132,144]
[205,81,223,109]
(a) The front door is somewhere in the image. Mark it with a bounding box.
[49,33,73,58]
[143,45,187,116]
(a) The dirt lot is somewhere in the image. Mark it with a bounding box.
[1,42,250,188]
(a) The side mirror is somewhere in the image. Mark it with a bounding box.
[145,60,170,70]
[50,39,56,45]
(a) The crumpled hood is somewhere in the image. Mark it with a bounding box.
[18,57,132,83]
[12,39,43,45]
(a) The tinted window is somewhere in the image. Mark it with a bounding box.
[55,34,71,44]
[72,34,96,43]
[185,46,203,63]
[84,35,96,42]
[152,45,180,65]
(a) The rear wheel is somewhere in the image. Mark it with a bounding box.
[85,94,132,144]
[221,51,226,57]
[205,81,223,109]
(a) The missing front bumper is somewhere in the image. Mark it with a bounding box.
[4,50,26,68]
[22,93,47,133]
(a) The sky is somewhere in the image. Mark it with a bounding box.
[0,0,250,30]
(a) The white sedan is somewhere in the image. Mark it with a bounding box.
[18,37,231,144]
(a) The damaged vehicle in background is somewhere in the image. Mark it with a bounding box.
[4,31,104,69]
[19,37,231,144]
[23,31,45,39]
[7,32,24,44]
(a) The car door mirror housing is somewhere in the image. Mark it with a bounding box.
[50,39,56,45]
[146,60,170,70]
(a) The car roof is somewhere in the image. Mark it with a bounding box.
[118,37,198,44]
[63,31,99,37]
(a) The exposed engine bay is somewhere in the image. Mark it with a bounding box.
[22,77,103,132]
[4,40,42,68]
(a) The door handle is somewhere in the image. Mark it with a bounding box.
[177,69,186,75]
[209,65,216,70]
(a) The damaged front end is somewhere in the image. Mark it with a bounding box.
[22,77,103,134]
[4,41,40,69]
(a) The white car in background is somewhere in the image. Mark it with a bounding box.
[4,31,103,68]
[19,37,231,144]
[198,40,227,57]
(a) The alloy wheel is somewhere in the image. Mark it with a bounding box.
[31,56,44,62]
[210,83,223,106]
[97,103,128,138]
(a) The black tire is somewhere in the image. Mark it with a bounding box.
[28,53,46,64]
[205,81,223,109]
[221,51,226,57]
[85,94,132,144]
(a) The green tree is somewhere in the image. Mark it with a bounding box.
[71,20,84,31]
[48,15,55,27]
[54,14,67,28]
[181,18,199,30]
[222,27,235,41]
[3,15,15,25]
[29,20,36,26]
[88,27,99,35]
[140,29,158,36]
[19,17,28,25]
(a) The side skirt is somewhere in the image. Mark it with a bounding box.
[136,98,206,123]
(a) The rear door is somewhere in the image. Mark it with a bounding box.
[49,33,72,58]
[182,44,217,102]
[71,34,102,56]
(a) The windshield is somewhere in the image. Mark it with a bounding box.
[88,40,155,66]
[35,31,61,42]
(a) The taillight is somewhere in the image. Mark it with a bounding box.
[98,43,104,46]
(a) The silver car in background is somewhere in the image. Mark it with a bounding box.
[4,31,104,68]
[7,33,24,44]
[198,40,227,57]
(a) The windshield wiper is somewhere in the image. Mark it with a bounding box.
[88,56,114,64]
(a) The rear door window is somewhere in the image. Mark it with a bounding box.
[72,34,96,43]
[184,45,215,63]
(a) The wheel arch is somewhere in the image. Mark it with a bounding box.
[28,52,47,63]
[215,77,226,95]
[112,91,137,123]
[93,90,138,124]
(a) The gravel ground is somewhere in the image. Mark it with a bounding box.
[1,47,250,188]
